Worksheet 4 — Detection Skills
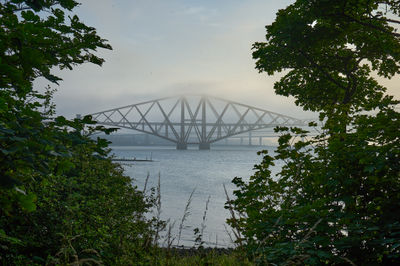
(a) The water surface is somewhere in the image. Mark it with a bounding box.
[112,145,276,247]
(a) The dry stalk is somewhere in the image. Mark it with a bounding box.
[52,235,102,265]
[177,188,196,246]
[162,219,176,248]
[143,171,150,194]
[153,173,163,245]
[223,183,243,247]
[200,195,211,238]
[163,219,176,263]
[340,256,357,266]
[223,223,234,245]
[255,215,282,256]
[282,218,323,266]
[297,218,322,247]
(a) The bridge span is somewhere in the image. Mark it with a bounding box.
[89,95,307,150]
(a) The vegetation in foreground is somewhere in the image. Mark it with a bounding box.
[228,0,400,265]
[0,1,246,264]
[156,248,252,266]
[0,1,156,264]
[1,0,399,265]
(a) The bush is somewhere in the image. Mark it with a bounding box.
[229,0,400,264]
[0,1,158,264]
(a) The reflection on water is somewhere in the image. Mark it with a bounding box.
[112,145,278,247]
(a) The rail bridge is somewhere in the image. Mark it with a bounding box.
[89,95,307,150]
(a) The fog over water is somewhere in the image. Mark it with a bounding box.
[35,0,399,125]
[35,0,316,120]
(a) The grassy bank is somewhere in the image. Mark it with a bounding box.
[153,247,253,266]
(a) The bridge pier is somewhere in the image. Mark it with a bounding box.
[199,142,210,150]
[248,131,252,146]
[176,142,187,150]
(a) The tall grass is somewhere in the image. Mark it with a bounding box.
[177,188,196,246]
[194,195,211,248]
[153,173,165,246]
[223,183,243,248]
[139,173,253,265]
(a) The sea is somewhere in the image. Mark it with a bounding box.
[111,145,280,248]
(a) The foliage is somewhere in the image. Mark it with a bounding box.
[229,0,400,265]
[2,114,156,264]
[0,0,111,214]
[0,0,111,94]
[0,1,157,264]
[158,248,254,266]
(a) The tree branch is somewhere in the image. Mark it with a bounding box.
[343,13,400,38]
[382,17,400,25]
[296,48,349,91]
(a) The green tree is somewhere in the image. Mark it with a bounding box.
[0,0,111,212]
[2,116,156,264]
[229,0,400,264]
[0,1,157,264]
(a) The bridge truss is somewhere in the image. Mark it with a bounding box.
[90,95,306,149]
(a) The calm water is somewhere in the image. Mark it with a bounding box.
[111,145,278,247]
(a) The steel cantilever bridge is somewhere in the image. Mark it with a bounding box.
[90,95,306,150]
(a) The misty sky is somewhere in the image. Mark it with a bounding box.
[36,0,399,119]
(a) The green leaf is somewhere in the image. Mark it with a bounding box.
[18,193,37,212]
[0,229,23,245]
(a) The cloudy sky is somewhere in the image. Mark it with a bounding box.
[37,0,399,119]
